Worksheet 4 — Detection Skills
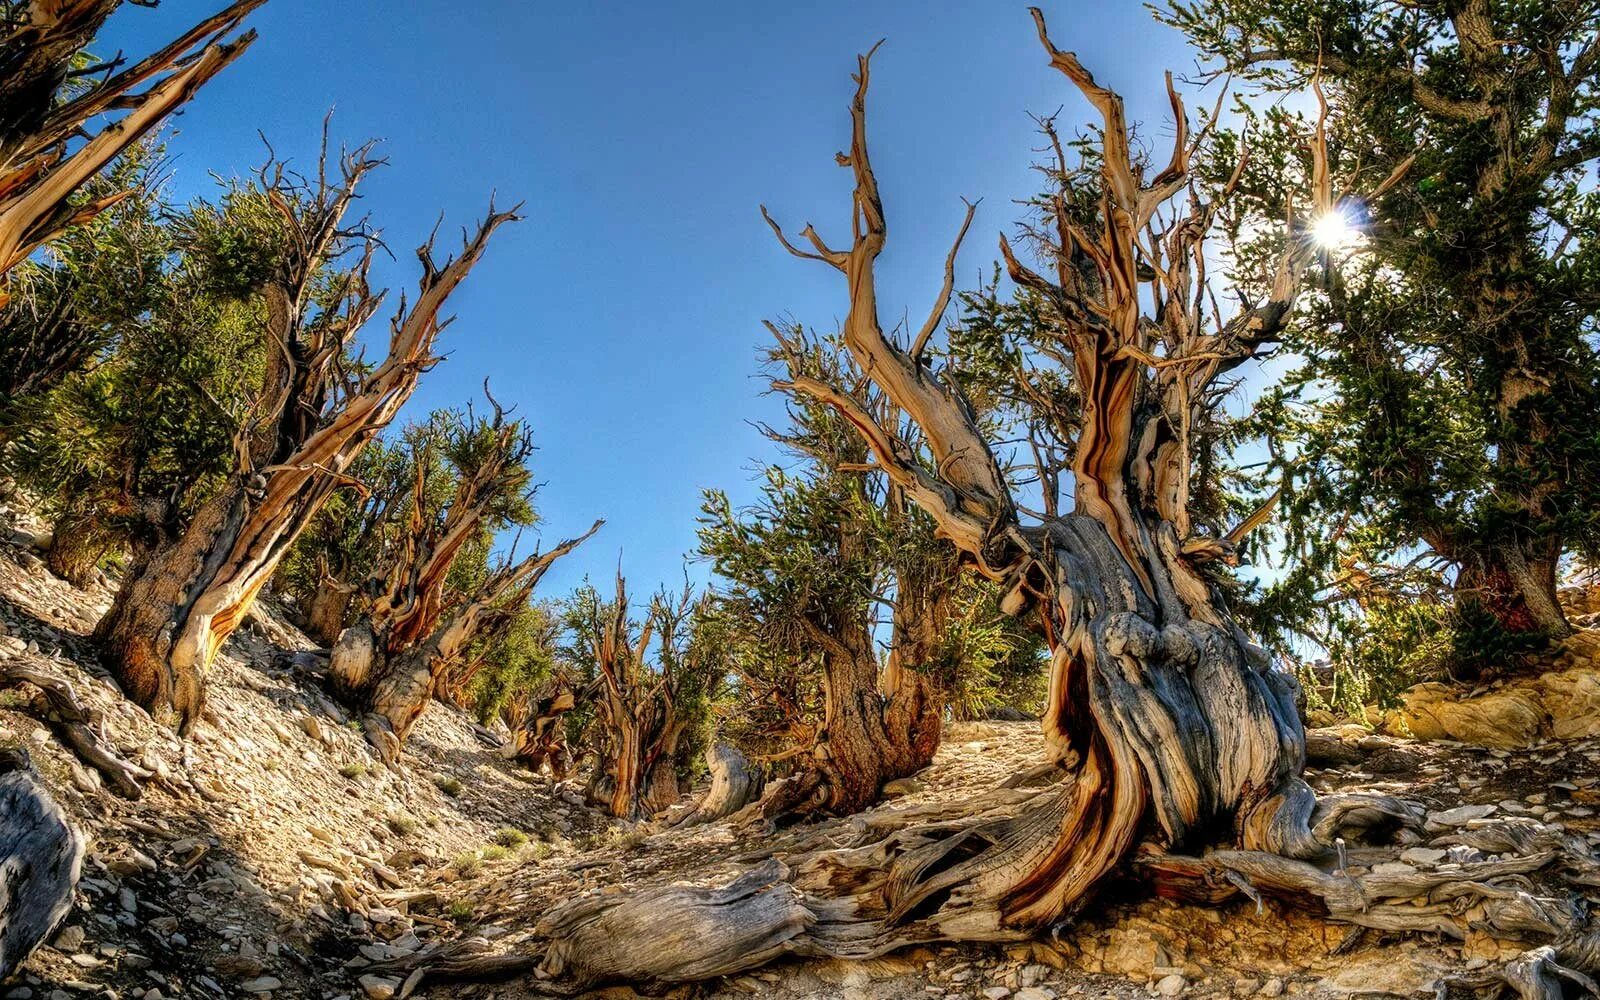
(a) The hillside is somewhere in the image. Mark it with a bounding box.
[4,506,1600,1000]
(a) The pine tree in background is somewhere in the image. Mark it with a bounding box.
[1162,0,1600,667]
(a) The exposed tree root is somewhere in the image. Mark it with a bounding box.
[362,777,1599,999]
[0,657,150,798]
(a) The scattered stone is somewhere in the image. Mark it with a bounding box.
[238,978,281,994]
[358,975,399,1000]
[882,777,925,797]
[1155,974,1186,997]
[1429,803,1496,827]
[1399,847,1447,866]
[51,926,86,952]
[1259,978,1286,997]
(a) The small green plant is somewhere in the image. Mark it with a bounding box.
[451,852,482,877]
[527,840,552,861]
[339,762,367,780]
[448,898,474,922]
[481,845,509,862]
[386,813,418,836]
[433,774,464,797]
[493,827,527,848]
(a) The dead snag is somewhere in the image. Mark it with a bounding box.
[0,748,85,979]
[0,1,262,284]
[95,144,518,734]
[668,743,763,828]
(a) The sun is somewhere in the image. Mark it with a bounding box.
[1312,206,1359,251]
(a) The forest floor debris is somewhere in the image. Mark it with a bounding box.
[3,517,1599,1000]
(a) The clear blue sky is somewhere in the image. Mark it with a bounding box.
[103,1,1203,597]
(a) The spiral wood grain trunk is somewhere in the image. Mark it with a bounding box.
[525,14,1362,986]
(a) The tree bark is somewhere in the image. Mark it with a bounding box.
[95,188,518,734]
[1455,538,1572,642]
[0,750,85,980]
[45,507,113,588]
[786,632,940,818]
[298,583,352,647]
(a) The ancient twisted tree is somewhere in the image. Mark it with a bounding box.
[700,330,951,821]
[573,574,722,820]
[327,405,602,757]
[1162,0,1600,648]
[467,16,1592,996]
[95,147,518,735]
[0,0,261,286]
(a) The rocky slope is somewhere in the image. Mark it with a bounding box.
[2,508,1599,1000]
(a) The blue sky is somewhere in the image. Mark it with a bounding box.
[103,1,1205,597]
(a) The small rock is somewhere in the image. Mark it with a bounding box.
[1155,974,1186,997]
[882,777,925,797]
[1429,803,1496,827]
[1398,847,1447,866]
[238,978,281,995]
[358,975,398,1000]
[1259,979,1285,997]
[51,926,85,952]
[982,989,1012,1000]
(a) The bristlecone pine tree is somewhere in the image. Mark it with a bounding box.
[699,328,951,821]
[326,402,602,760]
[495,15,1597,994]
[1161,0,1600,650]
[575,574,720,820]
[94,146,518,735]
[0,1,260,290]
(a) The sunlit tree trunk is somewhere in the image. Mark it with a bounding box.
[533,17,1431,984]
[96,149,517,734]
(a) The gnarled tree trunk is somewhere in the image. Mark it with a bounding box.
[329,522,600,760]
[523,15,1404,986]
[501,685,586,779]
[302,581,355,647]
[754,622,940,822]
[96,152,517,734]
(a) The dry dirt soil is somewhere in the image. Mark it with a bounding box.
[1,512,1597,1000]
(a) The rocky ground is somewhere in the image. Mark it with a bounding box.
[2,506,1598,1000]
